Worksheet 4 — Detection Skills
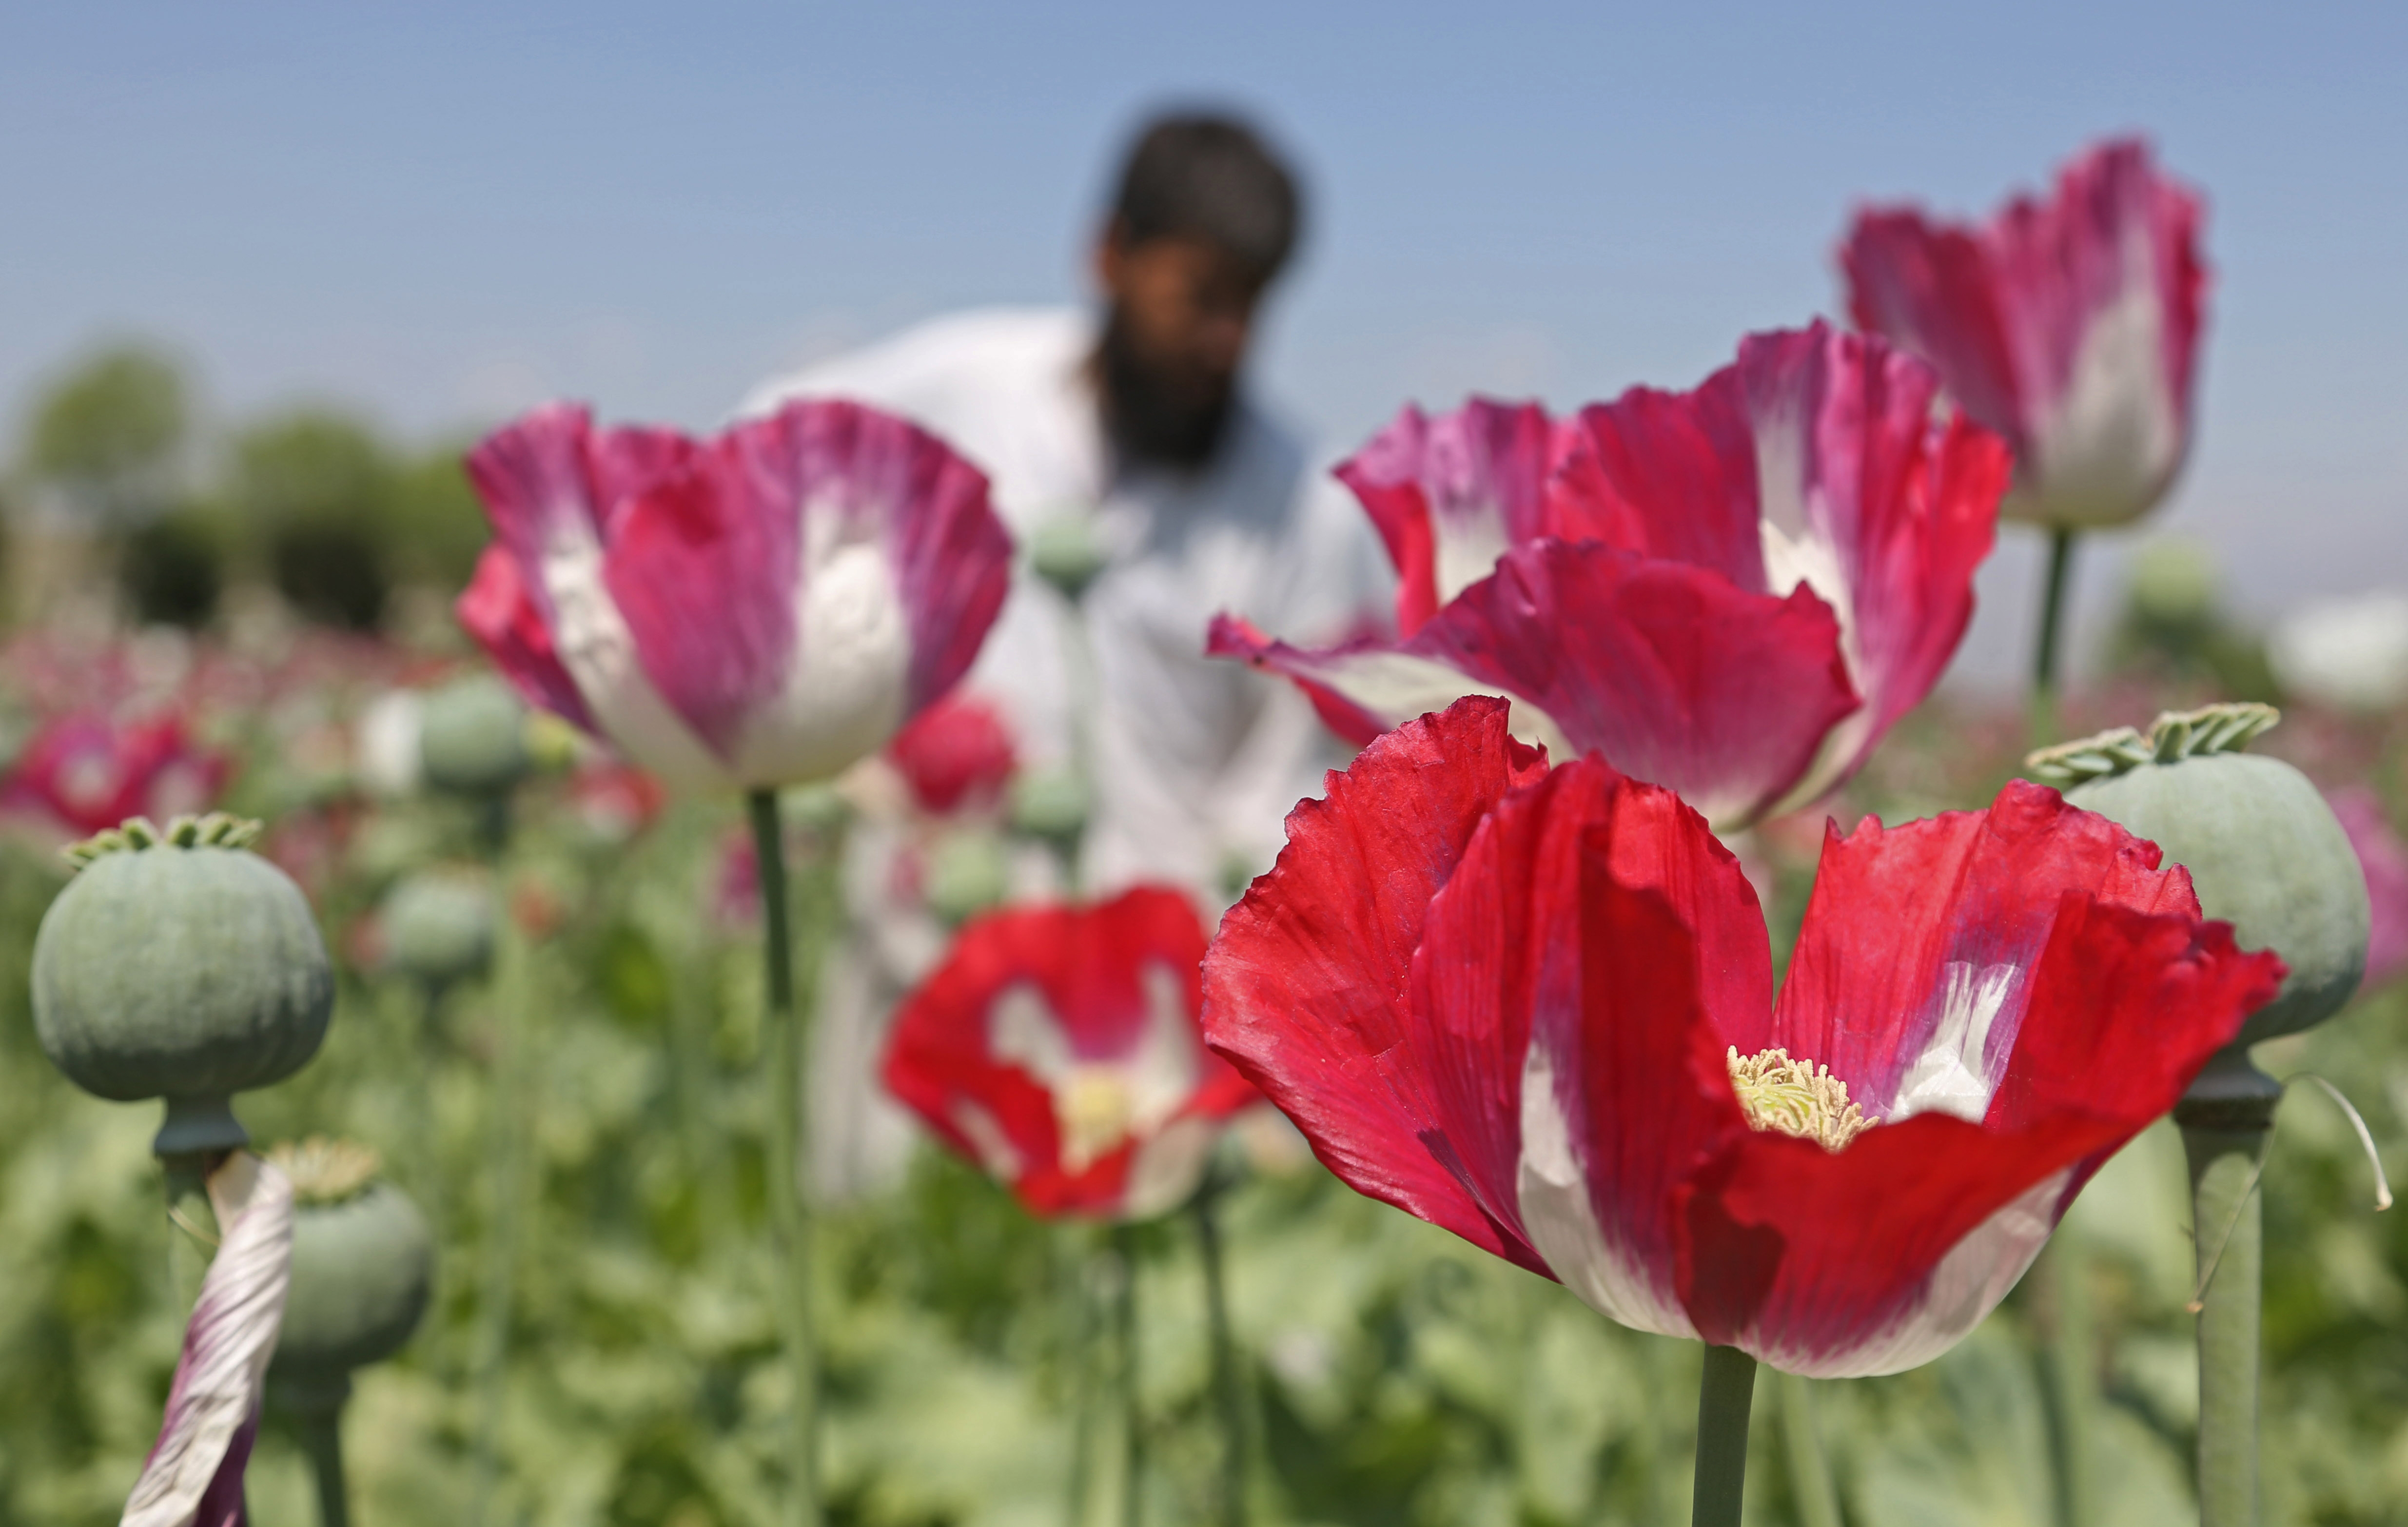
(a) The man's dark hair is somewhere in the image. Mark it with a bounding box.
[1107,112,1301,282]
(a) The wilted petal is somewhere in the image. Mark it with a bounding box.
[123,1153,294,1527]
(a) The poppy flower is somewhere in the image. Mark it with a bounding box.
[885,691,1017,816]
[0,713,228,839]
[122,1151,293,1527]
[1201,698,2279,1376]
[1842,137,2207,530]
[457,399,1013,794]
[884,885,1256,1220]
[1212,322,2008,828]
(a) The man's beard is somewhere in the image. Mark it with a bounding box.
[1094,314,1235,472]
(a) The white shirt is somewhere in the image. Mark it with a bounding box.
[742,306,1384,906]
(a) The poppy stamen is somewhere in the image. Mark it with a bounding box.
[1727,1047,1874,1151]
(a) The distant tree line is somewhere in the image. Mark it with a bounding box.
[6,342,491,632]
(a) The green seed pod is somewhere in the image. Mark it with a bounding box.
[1028,515,1107,604]
[418,675,529,799]
[266,1139,433,1379]
[33,815,333,1154]
[2032,704,2369,1044]
[1009,765,1088,851]
[379,870,494,990]
[925,829,1010,927]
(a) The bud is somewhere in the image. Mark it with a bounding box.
[2030,703,2369,1043]
[33,815,333,1154]
[1010,765,1088,854]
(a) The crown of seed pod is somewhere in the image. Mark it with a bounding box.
[2030,703,2369,1043]
[264,1138,433,1403]
[33,814,334,1154]
[378,868,495,991]
[418,674,531,799]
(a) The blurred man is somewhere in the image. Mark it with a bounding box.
[744,110,1376,904]
[743,111,1380,1194]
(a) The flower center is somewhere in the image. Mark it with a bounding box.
[1056,1066,1136,1175]
[1726,1046,1875,1152]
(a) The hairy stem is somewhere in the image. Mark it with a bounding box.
[2178,1047,2281,1527]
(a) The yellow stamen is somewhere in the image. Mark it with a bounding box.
[265,1135,383,1204]
[1056,1066,1136,1175]
[1726,1047,1875,1152]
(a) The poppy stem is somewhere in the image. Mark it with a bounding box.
[468,870,534,1527]
[285,1382,352,1527]
[1192,1179,1246,1527]
[1690,1344,1758,1527]
[2175,1045,2282,1527]
[1065,1225,1098,1527]
[750,787,823,1527]
[2029,527,2078,744]
[1777,1372,1841,1527]
[1112,1221,1143,1527]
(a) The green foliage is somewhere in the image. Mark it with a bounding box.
[17,346,190,522]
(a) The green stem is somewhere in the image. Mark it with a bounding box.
[1192,1186,1246,1527]
[468,868,533,1527]
[1065,1227,1098,1527]
[751,788,822,1527]
[1777,1371,1841,1527]
[293,1393,353,1527]
[1691,1344,1758,1527]
[2177,1046,2281,1527]
[2038,1232,2098,1527]
[160,1149,216,1315]
[1113,1222,1143,1527]
[2030,528,2078,745]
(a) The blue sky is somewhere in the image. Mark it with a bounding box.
[4,2,2403,682]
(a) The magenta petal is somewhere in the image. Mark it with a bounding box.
[1335,399,1565,635]
[455,545,598,736]
[1415,543,1862,827]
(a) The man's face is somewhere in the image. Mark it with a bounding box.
[1093,231,1268,469]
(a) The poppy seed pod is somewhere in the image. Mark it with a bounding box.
[32,815,334,1155]
[2032,703,2368,1043]
[379,870,494,991]
[417,674,531,799]
[265,1139,433,1387]
[1029,515,1108,603]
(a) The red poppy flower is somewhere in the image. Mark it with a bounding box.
[884,886,1257,1220]
[0,713,229,838]
[1202,698,2280,1375]
[1842,137,2207,530]
[885,692,1017,815]
[1212,322,2008,828]
[457,399,1012,794]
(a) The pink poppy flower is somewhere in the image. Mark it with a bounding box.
[0,713,228,839]
[457,399,1013,794]
[884,886,1257,1220]
[2329,786,2408,989]
[123,1152,293,1527]
[1202,699,2278,1375]
[1213,323,2008,828]
[1842,137,2208,530]
[885,691,1017,816]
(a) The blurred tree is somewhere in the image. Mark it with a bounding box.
[17,345,190,523]
[117,510,225,628]
[383,444,493,592]
[229,410,394,631]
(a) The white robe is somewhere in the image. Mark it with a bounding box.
[740,306,1386,1196]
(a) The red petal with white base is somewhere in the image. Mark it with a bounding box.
[1335,399,1566,636]
[1202,698,1554,1270]
[885,886,1253,1220]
